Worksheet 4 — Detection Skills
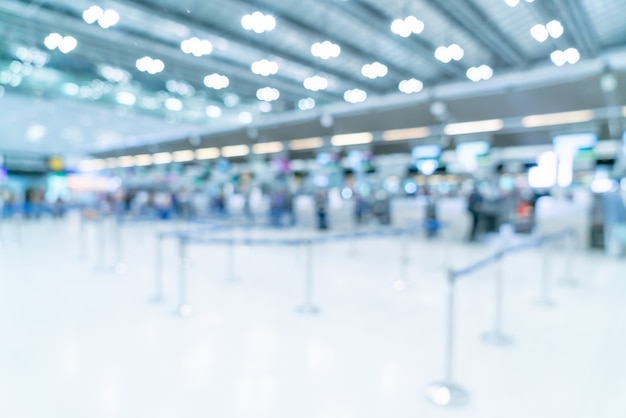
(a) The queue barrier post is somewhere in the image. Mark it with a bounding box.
[425,270,470,406]
[297,239,319,315]
[96,217,106,271]
[151,232,164,302]
[481,251,514,346]
[536,237,556,307]
[77,213,87,261]
[177,236,192,317]
[228,238,237,282]
[560,229,578,287]
[114,217,126,274]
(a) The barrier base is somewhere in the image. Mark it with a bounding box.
[177,304,192,317]
[424,382,470,407]
[393,279,409,291]
[481,332,514,346]
[297,305,319,315]
[535,299,556,308]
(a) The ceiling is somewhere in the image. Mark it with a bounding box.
[0,0,625,158]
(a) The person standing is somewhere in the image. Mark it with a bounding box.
[467,186,484,242]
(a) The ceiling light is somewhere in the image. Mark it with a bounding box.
[623,106,626,118]
[78,159,107,172]
[44,33,62,50]
[134,154,152,166]
[466,65,493,82]
[173,150,195,162]
[258,101,272,113]
[98,65,130,83]
[546,20,564,38]
[361,62,388,79]
[45,33,77,53]
[331,132,373,146]
[251,59,278,76]
[344,88,367,103]
[241,11,276,33]
[62,83,80,96]
[311,41,341,59]
[166,80,195,97]
[180,37,213,57]
[435,44,464,63]
[140,97,160,110]
[289,137,324,150]
[530,24,549,42]
[205,105,222,118]
[82,6,103,24]
[303,75,328,91]
[505,0,520,6]
[398,78,423,94]
[383,127,430,141]
[106,158,117,168]
[195,147,220,160]
[391,16,424,37]
[98,9,120,29]
[521,110,594,128]
[222,144,250,158]
[444,119,503,135]
[253,141,284,154]
[256,87,280,102]
[117,156,135,167]
[152,152,173,164]
[203,73,229,89]
[238,111,253,124]
[115,91,136,106]
[136,56,164,74]
[298,97,316,110]
[224,93,239,107]
[165,97,183,111]
[26,124,46,142]
[551,48,579,66]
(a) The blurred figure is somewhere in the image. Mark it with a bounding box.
[423,190,439,238]
[315,189,328,230]
[354,192,367,225]
[467,186,484,241]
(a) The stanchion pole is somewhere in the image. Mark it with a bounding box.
[394,232,410,291]
[297,239,319,314]
[228,238,237,282]
[177,236,192,317]
[536,239,556,307]
[560,230,578,287]
[482,252,513,346]
[114,216,125,274]
[77,212,87,260]
[151,232,164,302]
[96,217,106,270]
[425,270,469,406]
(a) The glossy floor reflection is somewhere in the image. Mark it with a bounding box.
[0,217,625,418]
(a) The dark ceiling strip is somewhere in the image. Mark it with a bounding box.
[427,0,528,69]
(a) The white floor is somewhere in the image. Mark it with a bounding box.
[1,215,625,418]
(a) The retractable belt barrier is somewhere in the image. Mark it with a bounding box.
[153,224,425,317]
[425,228,576,407]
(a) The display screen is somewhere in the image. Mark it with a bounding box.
[347,150,374,172]
[316,152,340,166]
[456,141,490,156]
[553,133,597,154]
[412,144,441,160]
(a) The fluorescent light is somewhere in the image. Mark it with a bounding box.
[522,110,594,128]
[78,159,106,172]
[383,127,430,141]
[252,141,284,154]
[289,137,324,150]
[622,106,626,118]
[134,154,152,166]
[331,132,373,146]
[117,156,135,167]
[152,152,172,164]
[195,147,220,160]
[106,158,117,168]
[172,150,195,162]
[444,119,503,136]
[221,145,250,158]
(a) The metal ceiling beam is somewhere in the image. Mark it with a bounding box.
[426,0,529,69]
[333,0,465,79]
[121,0,382,94]
[239,0,443,82]
[0,1,343,106]
[551,0,600,57]
[535,0,595,58]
